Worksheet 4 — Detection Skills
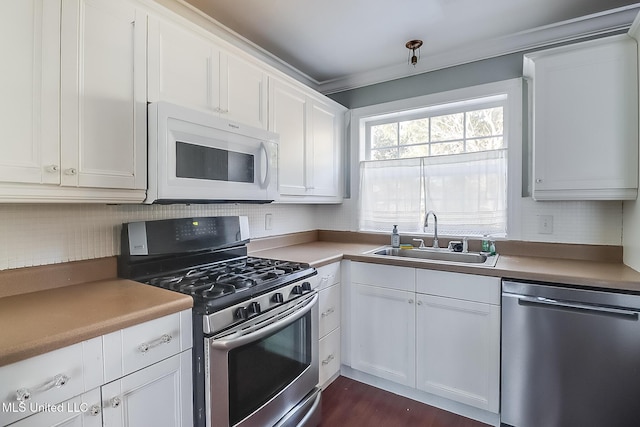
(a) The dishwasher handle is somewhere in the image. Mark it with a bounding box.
[513,294,639,319]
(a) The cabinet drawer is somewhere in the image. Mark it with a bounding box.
[0,338,102,427]
[103,310,191,382]
[319,327,341,388]
[416,269,500,305]
[319,283,340,338]
[352,262,415,292]
[314,262,341,290]
[8,388,102,427]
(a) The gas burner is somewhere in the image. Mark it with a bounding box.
[201,284,235,300]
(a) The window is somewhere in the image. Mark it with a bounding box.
[358,90,514,238]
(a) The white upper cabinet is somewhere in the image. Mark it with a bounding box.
[269,77,346,203]
[0,0,147,202]
[525,35,638,200]
[148,15,268,129]
[61,0,147,191]
[0,0,61,185]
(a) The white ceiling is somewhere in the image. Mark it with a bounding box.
[182,0,640,93]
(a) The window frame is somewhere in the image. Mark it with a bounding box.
[365,99,506,161]
[349,79,524,239]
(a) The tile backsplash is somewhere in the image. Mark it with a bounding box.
[0,203,316,270]
[0,197,624,271]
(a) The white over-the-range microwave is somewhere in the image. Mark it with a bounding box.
[146,102,279,204]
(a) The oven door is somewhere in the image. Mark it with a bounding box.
[147,102,279,203]
[205,292,319,427]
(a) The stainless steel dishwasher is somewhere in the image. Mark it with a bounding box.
[501,280,640,427]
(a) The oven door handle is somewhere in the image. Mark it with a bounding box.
[210,293,318,350]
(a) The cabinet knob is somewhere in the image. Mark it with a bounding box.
[15,389,30,402]
[111,397,121,408]
[45,165,59,173]
[90,404,101,416]
[417,300,423,306]
[408,299,414,304]
[535,178,542,183]
[64,168,77,176]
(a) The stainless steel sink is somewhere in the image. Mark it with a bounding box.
[368,246,498,267]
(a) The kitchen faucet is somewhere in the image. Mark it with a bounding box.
[424,210,439,248]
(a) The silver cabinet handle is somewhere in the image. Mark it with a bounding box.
[408,299,414,304]
[15,374,70,402]
[417,300,423,306]
[64,168,77,175]
[321,307,335,318]
[138,333,172,353]
[90,404,101,416]
[322,354,335,365]
[111,397,121,408]
[45,165,59,173]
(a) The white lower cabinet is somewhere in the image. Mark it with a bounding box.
[313,262,342,388]
[349,262,500,415]
[9,389,102,427]
[415,294,500,413]
[351,283,416,387]
[101,352,192,427]
[0,310,192,427]
[318,328,341,387]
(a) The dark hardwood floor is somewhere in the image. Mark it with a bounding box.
[320,376,490,427]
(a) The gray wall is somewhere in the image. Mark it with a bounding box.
[328,53,524,109]
[328,30,627,109]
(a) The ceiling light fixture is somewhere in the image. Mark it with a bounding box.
[406,39,423,67]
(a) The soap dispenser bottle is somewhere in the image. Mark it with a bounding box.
[391,225,400,248]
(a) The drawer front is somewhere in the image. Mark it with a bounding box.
[8,388,102,427]
[352,262,415,292]
[416,269,500,305]
[319,283,340,338]
[319,327,341,388]
[0,338,102,427]
[314,262,341,290]
[103,312,182,382]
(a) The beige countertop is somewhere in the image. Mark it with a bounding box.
[252,241,640,293]
[0,278,192,367]
[3,234,640,367]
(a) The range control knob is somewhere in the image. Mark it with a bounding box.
[248,301,261,315]
[234,307,248,320]
[291,285,303,295]
[271,293,284,303]
[302,282,312,292]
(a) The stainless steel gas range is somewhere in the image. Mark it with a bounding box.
[118,216,321,427]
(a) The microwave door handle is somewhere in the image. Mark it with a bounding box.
[259,142,270,189]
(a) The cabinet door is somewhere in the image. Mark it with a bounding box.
[319,283,340,338]
[269,79,308,195]
[309,100,341,198]
[101,351,192,427]
[528,36,638,200]
[148,16,216,111]
[221,53,268,129]
[351,283,415,387]
[0,0,60,185]
[415,294,500,413]
[60,0,146,190]
[8,389,102,427]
